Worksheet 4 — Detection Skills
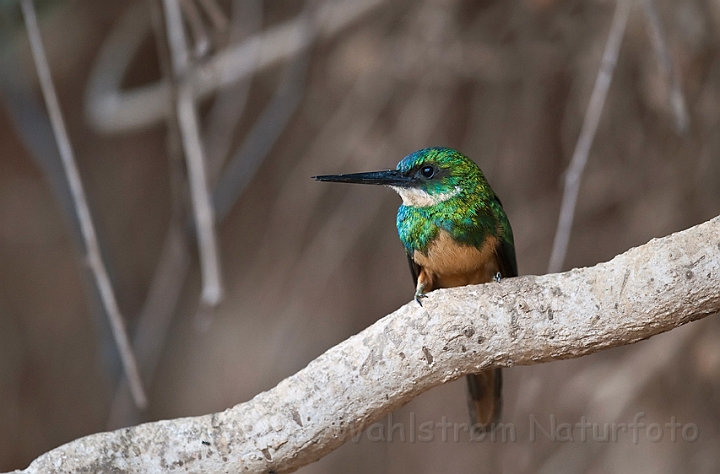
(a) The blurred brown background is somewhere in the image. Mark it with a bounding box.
[1,0,719,472]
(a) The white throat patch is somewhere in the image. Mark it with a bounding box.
[390,186,461,208]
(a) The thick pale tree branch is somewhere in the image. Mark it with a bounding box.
[10,216,720,474]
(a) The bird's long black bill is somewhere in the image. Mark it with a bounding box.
[313,169,411,186]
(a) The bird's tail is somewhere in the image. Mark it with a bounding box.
[465,369,502,433]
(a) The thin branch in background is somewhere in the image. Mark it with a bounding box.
[107,224,191,429]
[241,72,399,290]
[212,14,313,220]
[180,0,210,58]
[178,86,224,306]
[105,0,209,428]
[108,0,310,415]
[147,0,187,220]
[203,0,263,182]
[163,0,190,74]
[194,2,314,331]
[85,0,385,133]
[547,0,632,274]
[20,0,147,409]
[0,44,134,396]
[642,0,689,133]
[163,0,224,307]
[197,0,228,34]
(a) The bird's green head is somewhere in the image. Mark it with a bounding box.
[392,147,487,207]
[313,147,490,208]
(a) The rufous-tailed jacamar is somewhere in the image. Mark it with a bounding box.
[314,146,517,431]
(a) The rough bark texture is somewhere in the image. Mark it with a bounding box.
[10,216,720,474]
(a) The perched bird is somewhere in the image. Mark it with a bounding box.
[314,146,517,432]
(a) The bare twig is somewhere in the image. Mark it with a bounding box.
[163,0,224,306]
[203,0,263,182]
[180,0,211,58]
[163,0,191,76]
[85,0,385,133]
[642,0,689,133]
[11,216,720,474]
[107,224,191,429]
[194,2,316,330]
[237,72,398,299]
[212,7,313,219]
[109,0,307,414]
[179,86,224,306]
[547,0,632,274]
[20,0,147,408]
[197,0,229,33]
[104,0,199,427]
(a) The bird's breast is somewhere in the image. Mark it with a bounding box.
[412,230,500,289]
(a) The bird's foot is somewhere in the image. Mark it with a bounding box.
[493,272,502,283]
[414,279,428,306]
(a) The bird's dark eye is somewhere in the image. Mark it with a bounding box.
[420,165,435,179]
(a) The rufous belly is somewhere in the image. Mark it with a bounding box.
[413,230,500,291]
